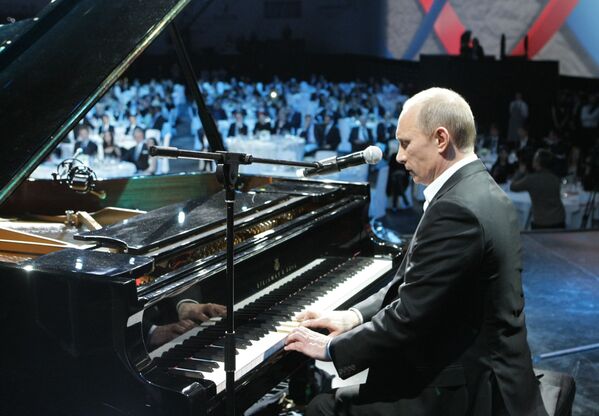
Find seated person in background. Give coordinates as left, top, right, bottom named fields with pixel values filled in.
left=122, top=126, right=150, bottom=172
left=125, top=111, right=141, bottom=135
left=253, top=110, right=273, bottom=134
left=101, top=130, right=121, bottom=159
left=227, top=109, right=248, bottom=137
left=479, top=123, right=502, bottom=153
left=74, top=125, right=98, bottom=156
left=98, top=114, right=115, bottom=135
left=210, top=99, right=228, bottom=121
left=349, top=114, right=373, bottom=152
left=511, top=149, right=566, bottom=229
left=490, top=146, right=515, bottom=184
left=273, top=108, right=294, bottom=135
left=317, top=112, right=341, bottom=151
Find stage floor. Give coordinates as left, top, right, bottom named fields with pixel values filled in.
left=382, top=211, right=599, bottom=415
left=522, top=230, right=599, bottom=416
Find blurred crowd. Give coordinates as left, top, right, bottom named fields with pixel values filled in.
left=58, top=74, right=409, bottom=176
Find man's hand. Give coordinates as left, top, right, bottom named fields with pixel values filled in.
left=295, top=310, right=360, bottom=336
left=284, top=326, right=331, bottom=361
left=149, top=319, right=196, bottom=348
left=178, top=302, right=227, bottom=322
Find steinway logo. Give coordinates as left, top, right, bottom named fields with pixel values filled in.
left=256, top=260, right=297, bottom=289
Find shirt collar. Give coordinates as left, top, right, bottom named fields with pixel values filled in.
left=422, top=153, right=478, bottom=211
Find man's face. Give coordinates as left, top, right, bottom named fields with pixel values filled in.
left=395, top=108, right=439, bottom=185
left=79, top=128, right=89, bottom=140
left=134, top=130, right=144, bottom=142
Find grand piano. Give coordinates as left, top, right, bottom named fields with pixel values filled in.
left=0, top=1, right=403, bottom=415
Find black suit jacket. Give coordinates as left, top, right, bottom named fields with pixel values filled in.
left=316, top=123, right=341, bottom=150
left=122, top=143, right=150, bottom=172
left=227, top=123, right=248, bottom=137
left=330, top=160, right=547, bottom=415
left=74, top=140, right=98, bottom=156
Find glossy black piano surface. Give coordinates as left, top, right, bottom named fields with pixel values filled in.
left=0, top=1, right=404, bottom=415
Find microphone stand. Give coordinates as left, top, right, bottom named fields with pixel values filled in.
left=149, top=146, right=318, bottom=416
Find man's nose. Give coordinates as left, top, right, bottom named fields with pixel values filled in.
left=396, top=147, right=406, bottom=164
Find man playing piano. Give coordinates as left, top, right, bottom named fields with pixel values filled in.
left=285, top=88, right=547, bottom=415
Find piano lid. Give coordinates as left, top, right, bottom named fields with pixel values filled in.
left=0, top=0, right=191, bottom=206
left=75, top=190, right=294, bottom=253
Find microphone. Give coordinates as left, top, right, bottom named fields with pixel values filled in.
left=297, top=146, right=383, bottom=178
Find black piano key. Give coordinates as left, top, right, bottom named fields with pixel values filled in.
left=177, top=359, right=215, bottom=373
left=193, top=347, right=237, bottom=361
left=168, top=367, right=205, bottom=380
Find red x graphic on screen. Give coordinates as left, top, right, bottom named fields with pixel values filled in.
left=417, top=0, right=579, bottom=58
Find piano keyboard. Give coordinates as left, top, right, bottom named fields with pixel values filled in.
left=151, top=257, right=392, bottom=394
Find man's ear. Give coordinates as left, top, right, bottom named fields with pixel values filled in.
left=435, top=127, right=450, bottom=153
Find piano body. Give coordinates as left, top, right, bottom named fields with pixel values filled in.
left=0, top=1, right=403, bottom=415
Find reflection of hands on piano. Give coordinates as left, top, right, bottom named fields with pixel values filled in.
left=149, top=319, right=197, bottom=348
left=284, top=326, right=331, bottom=361
left=177, top=302, right=227, bottom=322
left=295, top=309, right=361, bottom=336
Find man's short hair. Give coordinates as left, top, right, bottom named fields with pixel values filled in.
left=402, top=87, right=476, bottom=151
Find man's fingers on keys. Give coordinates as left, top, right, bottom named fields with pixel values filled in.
left=295, top=310, right=320, bottom=321
left=301, top=317, right=330, bottom=330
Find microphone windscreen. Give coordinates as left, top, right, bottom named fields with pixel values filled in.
left=363, top=146, right=383, bottom=164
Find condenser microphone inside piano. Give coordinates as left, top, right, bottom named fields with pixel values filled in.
left=297, top=146, right=383, bottom=177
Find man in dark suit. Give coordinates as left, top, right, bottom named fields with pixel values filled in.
left=316, top=113, right=341, bottom=151
left=227, top=110, right=249, bottom=137
left=285, top=88, right=547, bottom=416
left=73, top=125, right=98, bottom=156
left=349, top=115, right=374, bottom=152
left=122, top=126, right=149, bottom=172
